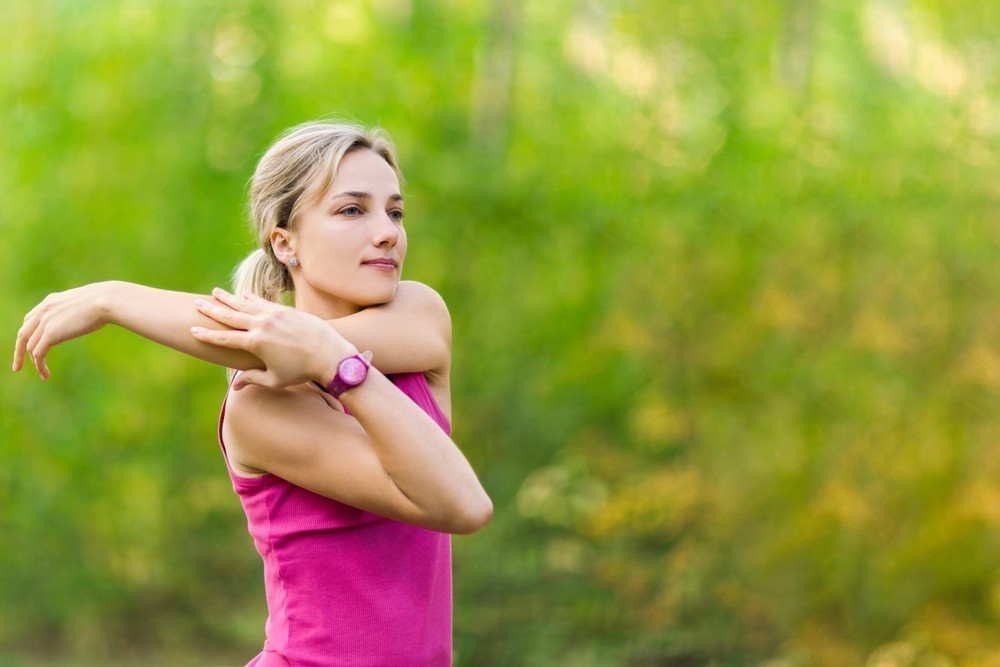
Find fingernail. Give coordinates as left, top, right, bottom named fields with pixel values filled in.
left=212, top=287, right=225, bottom=296
left=190, top=326, right=204, bottom=335
left=194, top=299, right=208, bottom=308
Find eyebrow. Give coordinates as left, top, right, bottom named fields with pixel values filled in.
left=331, top=190, right=404, bottom=202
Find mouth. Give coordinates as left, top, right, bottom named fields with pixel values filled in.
left=362, top=258, right=399, bottom=270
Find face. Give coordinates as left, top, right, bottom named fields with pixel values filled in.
left=274, top=148, right=407, bottom=318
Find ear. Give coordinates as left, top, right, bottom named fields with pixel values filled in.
left=270, top=228, right=295, bottom=265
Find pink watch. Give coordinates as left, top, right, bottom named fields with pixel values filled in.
left=322, top=353, right=371, bottom=397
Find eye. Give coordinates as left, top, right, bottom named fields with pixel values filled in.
left=388, top=209, right=405, bottom=223
left=339, top=205, right=363, bottom=217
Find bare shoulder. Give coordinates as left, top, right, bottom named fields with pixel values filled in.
left=222, top=382, right=360, bottom=474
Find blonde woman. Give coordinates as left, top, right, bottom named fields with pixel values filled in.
left=13, top=121, right=492, bottom=666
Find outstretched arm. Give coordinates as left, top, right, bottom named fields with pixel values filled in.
left=13, top=280, right=448, bottom=380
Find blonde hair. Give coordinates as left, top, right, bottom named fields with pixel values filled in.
left=232, top=120, right=402, bottom=302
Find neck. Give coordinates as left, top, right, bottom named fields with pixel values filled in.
left=291, top=289, right=363, bottom=320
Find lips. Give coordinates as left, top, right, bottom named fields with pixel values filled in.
left=362, top=258, right=399, bottom=268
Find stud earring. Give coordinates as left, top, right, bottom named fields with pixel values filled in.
left=288, top=256, right=299, bottom=268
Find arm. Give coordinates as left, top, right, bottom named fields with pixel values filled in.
left=224, top=374, right=491, bottom=534
left=325, top=281, right=450, bottom=381
left=13, top=280, right=447, bottom=380
left=215, top=295, right=490, bottom=533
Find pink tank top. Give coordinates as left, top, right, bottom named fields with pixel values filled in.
left=218, top=373, right=453, bottom=667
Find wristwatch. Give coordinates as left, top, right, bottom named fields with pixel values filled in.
left=322, top=352, right=372, bottom=397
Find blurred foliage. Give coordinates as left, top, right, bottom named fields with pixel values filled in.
left=4, top=0, right=1000, bottom=665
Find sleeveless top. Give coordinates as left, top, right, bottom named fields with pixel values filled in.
left=218, top=372, right=453, bottom=667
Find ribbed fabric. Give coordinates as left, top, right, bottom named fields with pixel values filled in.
left=218, top=372, right=453, bottom=667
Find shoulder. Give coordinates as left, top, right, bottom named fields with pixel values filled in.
left=222, top=382, right=361, bottom=472
left=225, top=382, right=347, bottom=433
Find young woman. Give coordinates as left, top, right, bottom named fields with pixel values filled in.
left=13, top=121, right=492, bottom=666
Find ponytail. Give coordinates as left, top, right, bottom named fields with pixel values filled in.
left=227, top=248, right=289, bottom=382
left=231, top=248, right=290, bottom=303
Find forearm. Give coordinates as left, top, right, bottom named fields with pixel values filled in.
left=103, top=281, right=265, bottom=370
left=109, top=280, right=445, bottom=375
left=17, top=279, right=446, bottom=385
left=339, top=372, right=491, bottom=533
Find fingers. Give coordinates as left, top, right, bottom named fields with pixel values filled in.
left=12, top=314, right=38, bottom=372
left=13, top=304, right=47, bottom=372
left=233, top=369, right=268, bottom=391
left=317, top=391, right=346, bottom=412
left=25, top=322, right=49, bottom=380
left=212, top=287, right=267, bottom=315
left=190, top=325, right=253, bottom=350
left=32, top=338, right=53, bottom=380
left=194, top=298, right=255, bottom=330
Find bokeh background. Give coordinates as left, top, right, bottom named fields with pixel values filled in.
left=4, top=0, right=1000, bottom=665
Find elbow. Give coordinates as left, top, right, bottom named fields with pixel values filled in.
left=445, top=495, right=493, bottom=535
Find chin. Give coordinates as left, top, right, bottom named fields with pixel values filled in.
left=358, top=285, right=398, bottom=307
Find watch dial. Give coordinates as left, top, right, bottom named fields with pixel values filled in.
left=340, top=357, right=368, bottom=385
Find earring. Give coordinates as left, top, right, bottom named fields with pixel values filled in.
left=287, top=256, right=299, bottom=268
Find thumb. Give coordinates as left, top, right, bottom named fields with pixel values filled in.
left=233, top=369, right=269, bottom=391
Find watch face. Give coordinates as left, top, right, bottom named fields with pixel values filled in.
left=339, top=357, right=368, bottom=385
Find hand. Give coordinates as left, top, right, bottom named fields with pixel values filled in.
left=13, top=282, right=116, bottom=379
left=191, top=288, right=357, bottom=391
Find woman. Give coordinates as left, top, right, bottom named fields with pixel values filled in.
left=13, top=121, right=492, bottom=666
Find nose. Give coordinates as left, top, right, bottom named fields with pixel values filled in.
left=372, top=211, right=400, bottom=247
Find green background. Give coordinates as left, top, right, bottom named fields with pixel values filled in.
left=4, top=0, right=1000, bottom=665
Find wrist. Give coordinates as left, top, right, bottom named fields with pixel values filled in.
left=315, top=344, right=360, bottom=387
left=95, top=281, right=124, bottom=325
left=318, top=350, right=373, bottom=397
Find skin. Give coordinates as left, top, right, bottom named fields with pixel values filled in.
left=13, top=279, right=452, bottom=418
left=13, top=147, right=491, bottom=534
